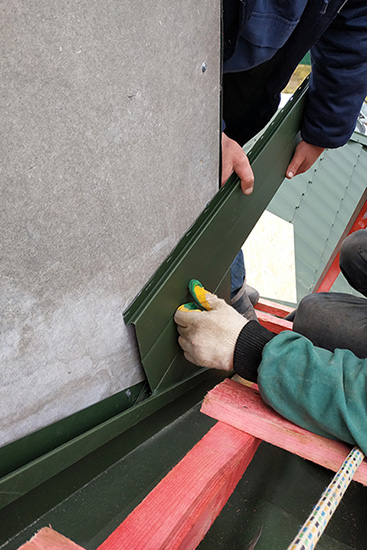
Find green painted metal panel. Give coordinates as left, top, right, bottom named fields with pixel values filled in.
left=0, top=379, right=219, bottom=548
left=0, top=381, right=148, bottom=479
left=124, top=80, right=308, bottom=392
left=0, top=369, right=223, bottom=511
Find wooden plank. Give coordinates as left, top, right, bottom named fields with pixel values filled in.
left=97, top=423, right=261, bottom=550
left=256, top=310, right=293, bottom=334
left=18, top=527, right=85, bottom=550
left=255, top=298, right=295, bottom=318
left=201, top=379, right=367, bottom=486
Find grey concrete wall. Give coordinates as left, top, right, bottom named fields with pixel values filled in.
left=0, top=1, right=220, bottom=446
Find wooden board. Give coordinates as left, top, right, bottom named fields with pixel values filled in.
left=256, top=310, right=293, bottom=334
left=97, top=422, right=261, bottom=550
left=201, top=379, right=367, bottom=486
left=18, top=527, right=85, bottom=550
left=255, top=298, right=295, bottom=318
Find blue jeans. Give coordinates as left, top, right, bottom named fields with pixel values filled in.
left=231, top=250, right=246, bottom=298
left=293, top=230, right=367, bottom=358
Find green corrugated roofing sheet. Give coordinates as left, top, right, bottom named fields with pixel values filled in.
left=267, top=132, right=367, bottom=302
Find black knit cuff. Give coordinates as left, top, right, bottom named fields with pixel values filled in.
left=233, top=321, right=276, bottom=382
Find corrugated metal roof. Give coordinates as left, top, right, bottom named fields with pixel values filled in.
left=267, top=133, right=367, bottom=301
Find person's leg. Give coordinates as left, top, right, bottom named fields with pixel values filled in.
left=292, top=230, right=367, bottom=357
left=339, top=229, right=367, bottom=297
left=230, top=249, right=246, bottom=298
left=230, top=250, right=259, bottom=320
left=293, top=292, right=367, bottom=358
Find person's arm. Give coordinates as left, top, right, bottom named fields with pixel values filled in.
left=284, top=1, right=367, bottom=179
left=235, top=321, right=367, bottom=453
left=175, top=286, right=367, bottom=455
left=256, top=329, right=367, bottom=455
left=301, top=0, right=367, bottom=149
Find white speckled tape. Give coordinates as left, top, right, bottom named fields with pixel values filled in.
left=287, top=447, right=364, bottom=550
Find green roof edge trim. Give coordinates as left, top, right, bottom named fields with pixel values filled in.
left=0, top=368, right=222, bottom=511
left=124, top=78, right=309, bottom=325
left=124, top=78, right=309, bottom=392
left=0, top=380, right=148, bottom=480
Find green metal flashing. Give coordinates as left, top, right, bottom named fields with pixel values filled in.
left=0, top=392, right=219, bottom=549
left=124, top=79, right=308, bottom=392
left=0, top=368, right=222, bottom=512
left=0, top=381, right=148, bottom=479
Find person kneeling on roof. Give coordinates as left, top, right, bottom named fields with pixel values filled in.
left=174, top=278, right=367, bottom=456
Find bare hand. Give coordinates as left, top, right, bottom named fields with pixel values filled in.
left=286, top=140, right=324, bottom=179
left=174, top=291, right=247, bottom=371
left=221, top=133, right=254, bottom=195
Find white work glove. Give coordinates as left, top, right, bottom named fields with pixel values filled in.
left=174, top=284, right=247, bottom=371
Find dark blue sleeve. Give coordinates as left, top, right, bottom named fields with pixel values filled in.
left=301, top=0, right=367, bottom=148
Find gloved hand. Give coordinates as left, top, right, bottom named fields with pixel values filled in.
left=174, top=280, right=248, bottom=371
